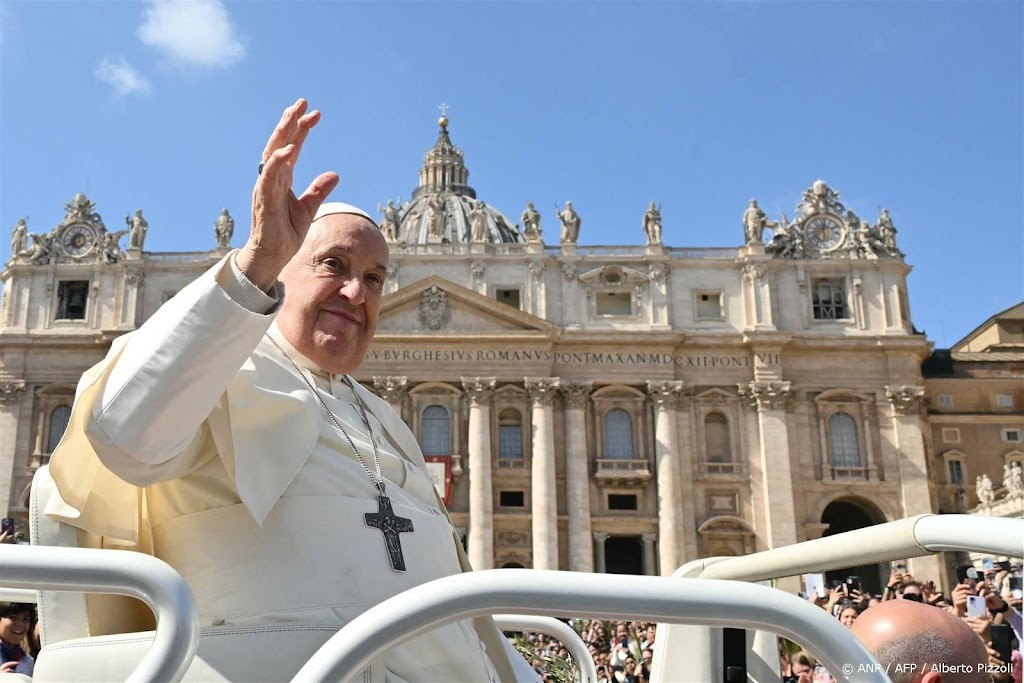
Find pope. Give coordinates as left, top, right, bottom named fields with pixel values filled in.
left=45, top=99, right=535, bottom=682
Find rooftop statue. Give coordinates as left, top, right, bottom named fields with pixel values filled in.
left=10, top=218, right=28, bottom=256
left=643, top=202, right=662, bottom=245
left=126, top=210, right=148, bottom=250
left=521, top=202, right=542, bottom=243
left=378, top=200, right=400, bottom=242
left=876, top=209, right=900, bottom=254
left=556, top=201, right=581, bottom=244
left=976, top=473, right=995, bottom=506
left=468, top=199, right=489, bottom=242
left=214, top=209, right=234, bottom=249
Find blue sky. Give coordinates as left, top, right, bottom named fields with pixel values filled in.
left=1, top=0, right=1021, bottom=346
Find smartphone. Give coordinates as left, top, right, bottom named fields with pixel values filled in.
left=982, top=557, right=995, bottom=571
left=846, top=575, right=861, bottom=592
left=991, top=624, right=1013, bottom=668
left=1009, top=576, right=1023, bottom=599
left=956, top=565, right=979, bottom=588
left=804, top=572, right=826, bottom=599
left=966, top=594, right=987, bottom=619
left=0, top=517, right=13, bottom=535
left=997, top=560, right=1013, bottom=572
left=894, top=562, right=907, bottom=571
left=813, top=664, right=831, bottom=683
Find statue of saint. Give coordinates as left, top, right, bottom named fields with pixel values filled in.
left=855, top=221, right=880, bottom=259
left=126, top=210, right=148, bottom=250
left=11, top=218, right=28, bottom=256
left=214, top=209, right=235, bottom=249
left=101, top=230, right=128, bottom=264
left=555, top=201, right=581, bottom=244
left=877, top=209, right=898, bottom=253
left=520, top=202, right=542, bottom=243
left=1009, top=462, right=1024, bottom=497
left=742, top=199, right=767, bottom=244
left=468, top=200, right=488, bottom=242
left=377, top=200, right=400, bottom=242
left=427, top=194, right=446, bottom=238
left=24, top=233, right=53, bottom=265
left=976, top=473, right=995, bottom=505
left=643, top=202, right=662, bottom=245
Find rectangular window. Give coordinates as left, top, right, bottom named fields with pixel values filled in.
left=498, top=424, right=523, bottom=459
left=695, top=292, right=724, bottom=320
left=948, top=460, right=964, bottom=485
left=56, top=281, right=89, bottom=320
left=1001, top=429, right=1023, bottom=443
left=499, top=491, right=525, bottom=508
left=937, top=394, right=954, bottom=408
left=607, top=494, right=638, bottom=511
left=941, top=428, right=961, bottom=444
left=997, top=394, right=1014, bottom=408
left=812, top=280, right=846, bottom=320
left=596, top=291, right=632, bottom=316
left=494, top=288, right=521, bottom=310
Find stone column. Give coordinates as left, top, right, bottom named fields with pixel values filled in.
left=641, top=533, right=657, bottom=576
left=120, top=269, right=145, bottom=328
left=462, top=377, right=496, bottom=570
left=647, top=380, right=686, bottom=576
left=526, top=377, right=560, bottom=570
left=372, top=376, right=409, bottom=419
left=593, top=531, right=608, bottom=573
left=738, top=382, right=799, bottom=550
left=885, top=386, right=941, bottom=579
left=0, top=382, right=26, bottom=518
left=561, top=381, right=594, bottom=572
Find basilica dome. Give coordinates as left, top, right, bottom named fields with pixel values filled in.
left=379, top=117, right=523, bottom=245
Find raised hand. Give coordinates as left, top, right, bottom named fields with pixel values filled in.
left=237, top=98, right=340, bottom=291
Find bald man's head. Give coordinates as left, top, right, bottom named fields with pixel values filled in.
left=850, top=600, right=987, bottom=683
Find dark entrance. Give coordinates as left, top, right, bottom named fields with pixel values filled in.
left=822, top=499, right=886, bottom=597
left=605, top=535, right=644, bottom=575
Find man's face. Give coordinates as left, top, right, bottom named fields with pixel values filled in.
left=278, top=214, right=389, bottom=375
left=0, top=611, right=30, bottom=647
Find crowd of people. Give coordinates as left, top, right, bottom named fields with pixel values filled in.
left=513, top=619, right=656, bottom=683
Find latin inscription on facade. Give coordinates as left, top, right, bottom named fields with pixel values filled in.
left=365, top=349, right=780, bottom=367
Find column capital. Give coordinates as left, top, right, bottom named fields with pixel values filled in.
left=641, top=532, right=658, bottom=544
left=461, top=377, right=497, bottom=405
left=742, top=263, right=766, bottom=283
left=885, top=385, right=925, bottom=416
left=646, top=380, right=686, bottom=409
left=592, top=531, right=609, bottom=543
left=372, top=376, right=409, bottom=404
left=124, top=268, right=146, bottom=286
left=0, top=380, right=26, bottom=404
left=525, top=377, right=560, bottom=406
left=738, top=381, right=793, bottom=412
left=560, top=380, right=592, bottom=409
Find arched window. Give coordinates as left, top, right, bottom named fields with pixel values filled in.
left=603, top=408, right=634, bottom=459
left=704, top=413, right=731, bottom=462
left=829, top=413, right=861, bottom=467
left=421, top=405, right=450, bottom=456
left=498, top=409, right=523, bottom=459
left=46, top=405, right=72, bottom=454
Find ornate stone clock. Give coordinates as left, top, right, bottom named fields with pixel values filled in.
left=804, top=214, right=845, bottom=252
left=59, top=222, right=99, bottom=258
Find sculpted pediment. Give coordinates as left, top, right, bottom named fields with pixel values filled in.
left=377, top=276, right=560, bottom=336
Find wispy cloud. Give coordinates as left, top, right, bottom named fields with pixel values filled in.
left=138, top=0, right=245, bottom=69
left=95, top=57, right=152, bottom=96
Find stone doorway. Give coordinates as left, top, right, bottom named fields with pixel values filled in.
left=821, top=499, right=887, bottom=597
left=605, top=535, right=644, bottom=575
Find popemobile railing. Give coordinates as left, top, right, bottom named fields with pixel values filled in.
left=0, top=545, right=891, bottom=683
left=651, top=513, right=1024, bottom=683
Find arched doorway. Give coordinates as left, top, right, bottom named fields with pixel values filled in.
left=821, top=499, right=887, bottom=597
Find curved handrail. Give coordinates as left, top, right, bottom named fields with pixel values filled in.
left=0, top=544, right=200, bottom=683
left=700, top=514, right=1023, bottom=582
left=291, top=569, right=889, bottom=683
left=493, top=614, right=598, bottom=683
left=0, top=587, right=38, bottom=603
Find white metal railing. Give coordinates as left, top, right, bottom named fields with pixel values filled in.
left=494, top=614, right=598, bottom=683
left=291, top=570, right=888, bottom=683
left=0, top=544, right=200, bottom=683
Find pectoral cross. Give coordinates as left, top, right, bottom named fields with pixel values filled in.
left=364, top=495, right=414, bottom=572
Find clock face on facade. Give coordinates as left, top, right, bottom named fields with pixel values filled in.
left=61, top=223, right=97, bottom=257
left=804, top=215, right=845, bottom=251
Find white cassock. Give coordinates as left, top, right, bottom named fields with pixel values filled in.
left=45, top=251, right=537, bottom=682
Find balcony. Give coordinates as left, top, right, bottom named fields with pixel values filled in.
left=696, top=461, right=747, bottom=480
left=496, top=457, right=531, bottom=471
left=824, top=465, right=872, bottom=482
left=594, top=458, right=651, bottom=487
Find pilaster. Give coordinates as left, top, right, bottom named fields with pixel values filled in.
left=0, top=381, right=27, bottom=516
